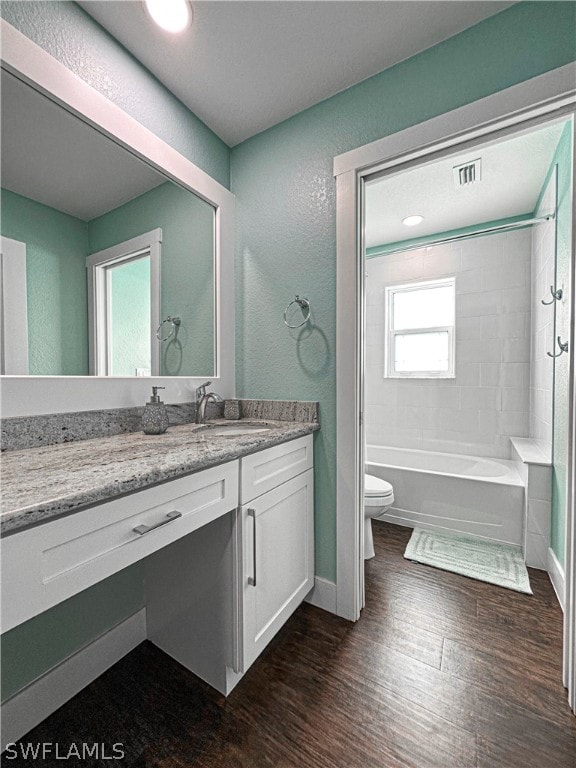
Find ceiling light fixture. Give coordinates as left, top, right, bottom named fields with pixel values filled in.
left=145, top=0, right=191, bottom=33
left=402, top=215, right=424, bottom=227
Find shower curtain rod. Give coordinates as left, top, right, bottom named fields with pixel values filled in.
left=371, top=214, right=555, bottom=258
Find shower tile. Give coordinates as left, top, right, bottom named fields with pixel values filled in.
left=456, top=339, right=502, bottom=363
left=524, top=533, right=548, bottom=570
left=501, top=286, right=531, bottom=313
left=498, top=411, right=529, bottom=438
left=480, top=363, right=500, bottom=387
left=457, top=291, right=502, bottom=318
left=501, top=388, right=530, bottom=412
left=456, top=363, right=481, bottom=386
left=527, top=499, right=551, bottom=538
left=502, top=337, right=530, bottom=363
left=461, top=387, right=501, bottom=411
left=457, top=317, right=483, bottom=340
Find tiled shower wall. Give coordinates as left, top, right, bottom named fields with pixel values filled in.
left=529, top=171, right=556, bottom=455
left=365, top=228, right=532, bottom=459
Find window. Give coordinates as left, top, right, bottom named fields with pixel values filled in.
left=384, top=277, right=455, bottom=378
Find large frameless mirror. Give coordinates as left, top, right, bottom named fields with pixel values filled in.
left=1, top=69, right=216, bottom=377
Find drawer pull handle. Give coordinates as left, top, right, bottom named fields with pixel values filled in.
left=133, top=510, right=182, bottom=536
left=248, top=508, right=257, bottom=587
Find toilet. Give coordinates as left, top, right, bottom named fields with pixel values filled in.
left=364, top=473, right=394, bottom=559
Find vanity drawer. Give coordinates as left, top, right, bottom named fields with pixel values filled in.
left=240, top=435, right=313, bottom=504
left=1, top=461, right=239, bottom=633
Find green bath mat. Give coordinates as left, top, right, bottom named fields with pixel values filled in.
left=404, top=528, right=532, bottom=594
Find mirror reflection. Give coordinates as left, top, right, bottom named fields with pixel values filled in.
left=0, top=70, right=216, bottom=377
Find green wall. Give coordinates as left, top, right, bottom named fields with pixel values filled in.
left=89, top=182, right=215, bottom=377
left=551, top=122, right=574, bottom=566
left=230, top=1, right=576, bottom=581
left=0, top=1, right=228, bottom=703
left=1, top=568, right=144, bottom=701
left=0, top=188, right=89, bottom=375
left=109, top=256, right=151, bottom=376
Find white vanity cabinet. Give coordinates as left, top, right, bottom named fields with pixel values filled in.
left=1, top=461, right=239, bottom=633
left=237, top=435, right=314, bottom=671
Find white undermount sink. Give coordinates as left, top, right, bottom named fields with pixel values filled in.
left=205, top=424, right=271, bottom=437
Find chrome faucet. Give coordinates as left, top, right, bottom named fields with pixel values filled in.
left=195, top=381, right=223, bottom=424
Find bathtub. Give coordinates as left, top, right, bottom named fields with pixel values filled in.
left=366, top=445, right=525, bottom=545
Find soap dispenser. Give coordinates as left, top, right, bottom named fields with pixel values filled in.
left=142, top=387, right=169, bottom=435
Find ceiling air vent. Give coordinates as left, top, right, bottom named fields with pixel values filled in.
left=453, top=158, right=481, bottom=188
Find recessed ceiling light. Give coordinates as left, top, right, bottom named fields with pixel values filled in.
left=402, top=215, right=424, bottom=227
left=145, top=0, right=191, bottom=33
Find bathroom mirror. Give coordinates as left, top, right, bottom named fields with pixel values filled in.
left=1, top=69, right=216, bottom=377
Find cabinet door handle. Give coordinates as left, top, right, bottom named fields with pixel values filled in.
left=248, top=508, right=257, bottom=586
left=133, top=510, right=182, bottom=536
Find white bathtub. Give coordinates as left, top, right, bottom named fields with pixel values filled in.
left=366, top=445, right=525, bottom=545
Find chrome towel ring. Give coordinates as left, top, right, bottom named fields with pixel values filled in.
left=284, top=295, right=311, bottom=329
left=156, top=315, right=181, bottom=342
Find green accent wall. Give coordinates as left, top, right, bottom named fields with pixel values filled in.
left=0, top=188, right=89, bottom=375
left=1, top=568, right=144, bottom=701
left=231, top=1, right=576, bottom=581
left=550, top=122, right=574, bottom=565
left=366, top=214, right=534, bottom=259
left=0, top=2, right=227, bottom=703
left=88, top=182, right=215, bottom=377
left=109, top=256, right=151, bottom=376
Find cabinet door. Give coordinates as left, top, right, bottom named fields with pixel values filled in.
left=240, top=469, right=314, bottom=671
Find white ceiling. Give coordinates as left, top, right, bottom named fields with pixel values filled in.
left=1, top=70, right=166, bottom=221
left=78, top=1, right=513, bottom=147
left=364, top=121, right=565, bottom=249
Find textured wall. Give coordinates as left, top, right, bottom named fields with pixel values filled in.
left=365, top=229, right=531, bottom=460
left=0, top=1, right=229, bottom=702
left=0, top=1, right=230, bottom=188
left=231, top=1, right=576, bottom=581
left=0, top=568, right=144, bottom=701
left=1, top=188, right=89, bottom=375
left=551, top=123, right=574, bottom=566
left=89, top=182, right=215, bottom=377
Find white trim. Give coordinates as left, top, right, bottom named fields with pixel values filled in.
left=563, top=114, right=576, bottom=710
left=304, top=576, right=337, bottom=614
left=384, top=277, right=455, bottom=379
left=87, top=229, right=162, bottom=377
left=0, top=608, right=146, bottom=751
left=334, top=64, right=576, bottom=177
left=548, top=548, right=566, bottom=613
left=334, top=64, right=576, bottom=623
left=0, top=20, right=235, bottom=416
left=0, top=236, right=28, bottom=375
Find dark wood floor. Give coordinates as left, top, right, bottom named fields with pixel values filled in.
left=8, top=522, right=576, bottom=767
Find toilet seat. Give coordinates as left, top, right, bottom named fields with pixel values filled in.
left=365, top=474, right=393, bottom=497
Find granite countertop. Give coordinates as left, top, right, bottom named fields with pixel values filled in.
left=1, top=419, right=319, bottom=535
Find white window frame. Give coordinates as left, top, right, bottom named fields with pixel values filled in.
left=87, top=229, right=161, bottom=376
left=384, top=277, right=455, bottom=379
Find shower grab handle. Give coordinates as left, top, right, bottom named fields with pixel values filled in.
left=541, top=286, right=563, bottom=306
left=547, top=337, right=569, bottom=358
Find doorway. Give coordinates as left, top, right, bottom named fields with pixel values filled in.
left=334, top=67, right=576, bottom=712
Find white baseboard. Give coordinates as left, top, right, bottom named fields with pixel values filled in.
left=547, top=547, right=565, bottom=612
left=305, top=576, right=337, bottom=614
left=1, top=608, right=146, bottom=751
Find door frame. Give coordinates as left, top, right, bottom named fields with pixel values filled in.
left=333, top=59, right=576, bottom=708
left=0, top=236, right=28, bottom=375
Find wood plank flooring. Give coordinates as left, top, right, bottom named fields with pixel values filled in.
left=7, top=522, right=575, bottom=767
